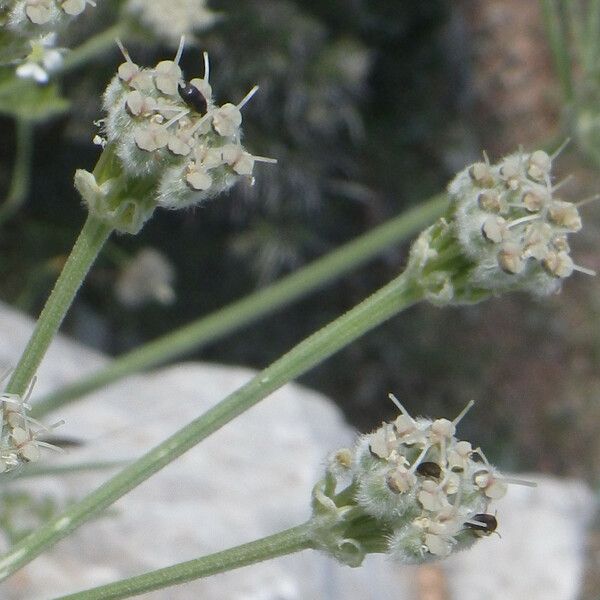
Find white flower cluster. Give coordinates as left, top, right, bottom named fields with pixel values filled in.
left=7, top=0, right=96, bottom=29
left=85, top=38, right=275, bottom=224
left=124, top=0, right=219, bottom=46
left=15, top=33, right=64, bottom=83
left=448, top=148, right=592, bottom=296
left=0, top=386, right=61, bottom=473
left=311, top=395, right=525, bottom=566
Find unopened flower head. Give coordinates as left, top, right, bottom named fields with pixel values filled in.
left=310, top=395, right=529, bottom=567
left=75, top=38, right=276, bottom=233
left=124, top=0, right=219, bottom=46
left=404, top=147, right=593, bottom=304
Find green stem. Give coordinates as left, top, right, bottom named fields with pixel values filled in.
left=0, top=118, right=34, bottom=224
left=54, top=522, right=315, bottom=600
left=540, top=0, right=575, bottom=104
left=32, top=194, right=447, bottom=419
left=6, top=215, right=113, bottom=397
left=0, top=266, right=424, bottom=580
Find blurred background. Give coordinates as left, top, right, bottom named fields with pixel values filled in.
left=1, top=1, right=600, bottom=595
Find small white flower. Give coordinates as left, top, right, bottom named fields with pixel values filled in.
left=133, top=122, right=169, bottom=152
left=61, top=0, right=95, bottom=16
left=154, top=60, right=183, bottom=96
left=16, top=34, right=65, bottom=84
left=212, top=103, right=242, bottom=137
left=24, top=0, right=54, bottom=24
left=125, top=90, right=157, bottom=117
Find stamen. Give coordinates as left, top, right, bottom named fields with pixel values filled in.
left=115, top=39, right=133, bottom=64
left=174, top=35, right=185, bottom=66
left=507, top=214, right=541, bottom=229
left=252, top=155, right=278, bottom=164
left=452, top=399, right=474, bottom=426
left=163, top=109, right=190, bottom=129
left=388, top=393, right=414, bottom=421
left=237, top=85, right=259, bottom=110
left=409, top=444, right=431, bottom=473
left=203, top=51, right=210, bottom=81
left=576, top=193, right=600, bottom=208
left=551, top=174, right=574, bottom=192
left=189, top=112, right=212, bottom=135
left=499, top=475, right=537, bottom=488
left=551, top=138, right=571, bottom=161
left=573, top=264, right=597, bottom=276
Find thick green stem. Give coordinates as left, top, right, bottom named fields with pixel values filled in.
left=0, top=267, right=424, bottom=580
left=0, top=118, right=34, bottom=224
left=6, top=215, right=112, bottom=397
left=54, top=522, right=315, bottom=600
left=32, top=194, right=447, bottom=418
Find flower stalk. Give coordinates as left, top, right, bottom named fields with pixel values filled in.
left=31, top=193, right=448, bottom=419
left=5, top=214, right=112, bottom=398
left=0, top=258, right=426, bottom=580
left=54, top=523, right=315, bottom=600
left=52, top=395, right=511, bottom=600
left=0, top=146, right=588, bottom=578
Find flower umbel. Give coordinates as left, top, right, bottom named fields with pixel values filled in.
left=75, top=37, right=276, bottom=233
left=309, top=395, right=529, bottom=567
left=404, top=147, right=593, bottom=304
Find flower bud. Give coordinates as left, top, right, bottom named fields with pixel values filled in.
left=309, top=395, right=515, bottom=567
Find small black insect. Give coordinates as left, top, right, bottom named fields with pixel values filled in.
left=178, top=81, right=207, bottom=114
left=465, top=513, right=497, bottom=534
left=415, top=461, right=442, bottom=479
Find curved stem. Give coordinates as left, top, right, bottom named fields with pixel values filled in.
left=0, top=267, right=424, bottom=580
left=54, top=522, right=315, bottom=600
left=6, top=214, right=113, bottom=397
left=0, top=118, right=34, bottom=224
left=32, top=194, right=447, bottom=418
